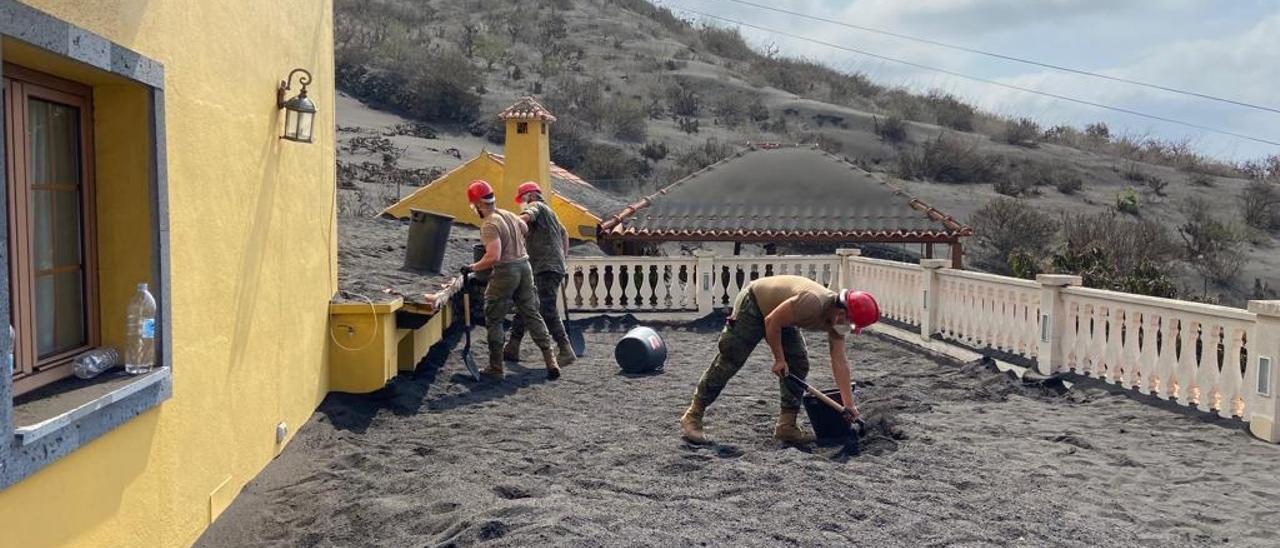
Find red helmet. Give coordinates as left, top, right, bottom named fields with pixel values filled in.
left=515, top=181, right=542, bottom=204
left=842, top=290, right=880, bottom=334
left=466, top=180, right=495, bottom=204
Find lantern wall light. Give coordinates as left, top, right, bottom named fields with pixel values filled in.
left=277, top=68, right=317, bottom=143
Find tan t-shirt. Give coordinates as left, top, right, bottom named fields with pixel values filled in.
left=746, top=275, right=837, bottom=332
left=480, top=209, right=527, bottom=264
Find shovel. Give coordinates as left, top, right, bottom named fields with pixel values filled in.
left=561, top=284, right=586, bottom=358
left=458, top=275, right=481, bottom=382
left=786, top=374, right=866, bottom=457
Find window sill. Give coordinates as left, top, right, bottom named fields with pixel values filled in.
left=2, top=367, right=171, bottom=489
left=14, top=367, right=171, bottom=446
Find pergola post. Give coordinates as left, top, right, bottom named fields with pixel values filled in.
left=950, top=239, right=964, bottom=269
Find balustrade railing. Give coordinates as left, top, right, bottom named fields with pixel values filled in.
left=561, top=250, right=1280, bottom=442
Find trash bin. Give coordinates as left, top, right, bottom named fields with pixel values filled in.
left=404, top=208, right=454, bottom=273
left=615, top=326, right=667, bottom=374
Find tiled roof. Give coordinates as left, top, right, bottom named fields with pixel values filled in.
left=497, top=96, right=557, bottom=122
left=599, top=144, right=971, bottom=242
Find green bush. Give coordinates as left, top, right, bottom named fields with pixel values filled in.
left=1116, top=188, right=1140, bottom=214
left=1179, top=197, right=1246, bottom=286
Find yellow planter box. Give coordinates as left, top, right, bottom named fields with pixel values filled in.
left=328, top=298, right=455, bottom=393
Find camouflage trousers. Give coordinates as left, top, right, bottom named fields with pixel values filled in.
left=483, top=260, right=553, bottom=367
left=507, top=271, right=570, bottom=349
left=691, top=289, right=811, bottom=411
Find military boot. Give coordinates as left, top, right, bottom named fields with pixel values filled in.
left=773, top=408, right=815, bottom=444
left=680, top=399, right=711, bottom=444
left=541, top=348, right=562, bottom=380
left=480, top=351, right=504, bottom=380
left=502, top=338, right=521, bottom=362
left=555, top=339, right=577, bottom=367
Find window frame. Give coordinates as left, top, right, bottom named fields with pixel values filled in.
left=4, top=63, right=101, bottom=395
left=0, top=0, right=172, bottom=491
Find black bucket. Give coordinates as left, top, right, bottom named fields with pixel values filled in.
left=471, top=243, right=491, bottom=285
left=801, top=383, right=858, bottom=441
left=404, top=209, right=454, bottom=273
left=614, top=326, right=667, bottom=374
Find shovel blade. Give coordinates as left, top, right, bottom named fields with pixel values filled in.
left=567, top=326, right=586, bottom=358
left=460, top=348, right=481, bottom=381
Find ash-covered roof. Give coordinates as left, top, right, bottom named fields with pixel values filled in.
left=599, top=145, right=970, bottom=242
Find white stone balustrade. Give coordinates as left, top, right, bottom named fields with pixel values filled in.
left=562, top=253, right=1280, bottom=442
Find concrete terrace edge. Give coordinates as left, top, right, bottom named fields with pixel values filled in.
left=0, top=0, right=172, bottom=490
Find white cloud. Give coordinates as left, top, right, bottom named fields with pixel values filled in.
left=678, top=0, right=1280, bottom=159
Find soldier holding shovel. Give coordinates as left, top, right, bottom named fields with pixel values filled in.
left=679, top=275, right=879, bottom=444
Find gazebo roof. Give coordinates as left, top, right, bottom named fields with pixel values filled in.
left=598, top=144, right=971, bottom=243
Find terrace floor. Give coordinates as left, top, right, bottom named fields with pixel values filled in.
left=197, top=320, right=1280, bottom=547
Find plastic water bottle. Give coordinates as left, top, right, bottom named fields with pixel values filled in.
left=73, top=347, right=120, bottom=379
left=125, top=283, right=157, bottom=374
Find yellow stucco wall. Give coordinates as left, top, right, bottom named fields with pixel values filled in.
left=0, top=2, right=337, bottom=547
left=501, top=118, right=551, bottom=193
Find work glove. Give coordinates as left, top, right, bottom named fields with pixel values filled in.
left=460, top=265, right=473, bottom=276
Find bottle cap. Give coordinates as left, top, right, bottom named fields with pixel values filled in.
left=138, top=282, right=149, bottom=291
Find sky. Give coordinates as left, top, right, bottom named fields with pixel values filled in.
left=659, top=0, right=1280, bottom=162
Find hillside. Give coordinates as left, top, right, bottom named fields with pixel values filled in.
left=333, top=0, right=1280, bottom=306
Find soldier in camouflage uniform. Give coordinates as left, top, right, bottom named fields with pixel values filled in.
left=680, top=275, right=878, bottom=444
left=504, top=182, right=576, bottom=366
left=461, top=180, right=560, bottom=381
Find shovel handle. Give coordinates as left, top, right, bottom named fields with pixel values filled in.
left=791, top=375, right=845, bottom=413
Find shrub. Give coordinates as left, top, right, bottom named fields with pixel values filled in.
left=1084, top=122, right=1111, bottom=142
left=698, top=25, right=755, bottom=61
left=1116, top=188, right=1140, bottom=214
left=1240, top=179, right=1280, bottom=230
left=874, top=115, right=908, bottom=144
left=579, top=144, right=647, bottom=190
left=713, top=93, right=750, bottom=128
left=601, top=96, right=648, bottom=142
left=925, top=90, right=975, bottom=132
left=1002, top=118, right=1041, bottom=147
left=677, top=117, right=700, bottom=134
left=668, top=138, right=737, bottom=180
left=1122, top=161, right=1147, bottom=182
left=747, top=96, right=770, bottom=122
left=896, top=134, right=997, bottom=183
left=1146, top=176, right=1169, bottom=197
left=640, top=141, right=669, bottom=162
left=970, top=198, right=1058, bottom=274
left=993, top=176, right=1026, bottom=197
left=1056, top=175, right=1083, bottom=194
left=666, top=83, right=700, bottom=118
left=548, top=120, right=592, bottom=170
left=1179, top=197, right=1246, bottom=287
left=1189, top=172, right=1214, bottom=186
left=1060, top=211, right=1180, bottom=277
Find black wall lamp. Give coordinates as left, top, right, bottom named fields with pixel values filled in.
left=277, top=68, right=316, bottom=143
